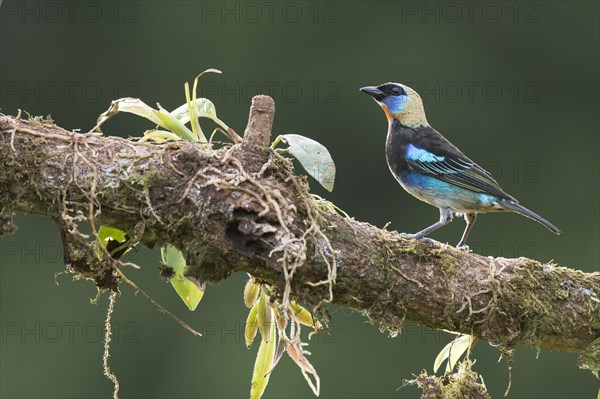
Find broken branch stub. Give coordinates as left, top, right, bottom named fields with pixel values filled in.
left=240, top=95, right=275, bottom=164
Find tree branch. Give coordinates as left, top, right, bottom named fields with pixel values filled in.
left=0, top=103, right=598, bottom=371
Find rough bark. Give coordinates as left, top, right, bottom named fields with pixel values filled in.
left=0, top=101, right=598, bottom=371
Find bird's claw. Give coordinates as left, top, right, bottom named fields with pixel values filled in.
left=405, top=234, right=436, bottom=247
left=456, top=244, right=471, bottom=251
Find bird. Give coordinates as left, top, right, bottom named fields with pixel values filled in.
left=360, top=82, right=560, bottom=249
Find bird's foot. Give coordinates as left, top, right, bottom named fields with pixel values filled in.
left=405, top=234, right=436, bottom=247
left=456, top=244, right=471, bottom=251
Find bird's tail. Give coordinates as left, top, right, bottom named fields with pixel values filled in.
left=500, top=200, right=561, bottom=235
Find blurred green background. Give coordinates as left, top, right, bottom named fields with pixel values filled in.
left=1, top=1, right=598, bottom=398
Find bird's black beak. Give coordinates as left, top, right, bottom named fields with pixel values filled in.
left=360, top=86, right=386, bottom=101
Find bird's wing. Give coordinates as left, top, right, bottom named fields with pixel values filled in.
left=405, top=126, right=517, bottom=202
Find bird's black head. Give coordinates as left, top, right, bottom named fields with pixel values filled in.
left=360, top=83, right=406, bottom=101
left=360, top=82, right=427, bottom=127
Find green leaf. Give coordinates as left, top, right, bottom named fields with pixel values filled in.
left=154, top=104, right=197, bottom=142
left=94, top=98, right=163, bottom=131
left=96, top=225, right=131, bottom=259
left=161, top=245, right=205, bottom=311
left=98, top=225, right=128, bottom=244
left=245, top=301, right=260, bottom=349
left=184, top=82, right=205, bottom=142
left=257, top=291, right=273, bottom=342
left=446, top=335, right=475, bottom=372
left=250, top=310, right=276, bottom=399
left=433, top=334, right=476, bottom=373
left=291, top=301, right=321, bottom=328
left=244, top=277, right=261, bottom=308
left=279, top=134, right=336, bottom=192
left=171, top=97, right=229, bottom=132
left=433, top=341, right=451, bottom=374
left=140, top=130, right=183, bottom=143
left=93, top=97, right=197, bottom=142
left=171, top=98, right=215, bottom=123
left=169, top=68, right=228, bottom=142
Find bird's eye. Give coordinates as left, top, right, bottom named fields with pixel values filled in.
left=391, top=87, right=402, bottom=95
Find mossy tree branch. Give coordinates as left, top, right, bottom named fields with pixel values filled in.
left=0, top=99, right=598, bottom=373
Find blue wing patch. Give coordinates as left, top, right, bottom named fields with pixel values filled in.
left=406, top=144, right=445, bottom=162
left=404, top=144, right=515, bottom=201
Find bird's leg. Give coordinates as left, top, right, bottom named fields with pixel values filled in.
left=456, top=213, right=477, bottom=250
left=407, top=208, right=453, bottom=245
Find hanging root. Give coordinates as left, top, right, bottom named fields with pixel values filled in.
left=103, top=291, right=120, bottom=399
left=114, top=267, right=202, bottom=336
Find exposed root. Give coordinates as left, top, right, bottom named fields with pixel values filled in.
left=456, top=257, right=504, bottom=323
left=103, top=291, right=120, bottom=399
left=390, top=264, right=424, bottom=288
left=273, top=152, right=337, bottom=315
left=114, top=267, right=202, bottom=336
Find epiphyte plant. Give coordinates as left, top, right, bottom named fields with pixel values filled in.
left=92, top=69, right=337, bottom=398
